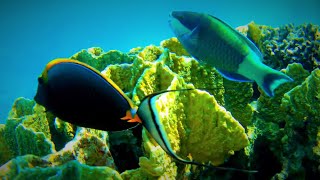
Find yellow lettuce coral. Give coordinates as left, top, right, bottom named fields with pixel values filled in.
left=153, top=88, right=249, bottom=166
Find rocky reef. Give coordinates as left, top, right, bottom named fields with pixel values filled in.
left=0, top=22, right=319, bottom=179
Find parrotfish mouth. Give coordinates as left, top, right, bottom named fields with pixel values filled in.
left=168, top=12, right=174, bottom=29
left=168, top=11, right=191, bottom=40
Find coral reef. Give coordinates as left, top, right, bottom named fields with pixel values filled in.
left=1, top=22, right=319, bottom=179
left=0, top=155, right=121, bottom=179
left=3, top=98, right=54, bottom=159
left=251, top=64, right=320, bottom=179
left=0, top=99, right=116, bottom=178
left=246, top=22, right=320, bottom=71
left=153, top=87, right=249, bottom=166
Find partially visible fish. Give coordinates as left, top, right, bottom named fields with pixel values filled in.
left=125, top=89, right=257, bottom=173
left=168, top=11, right=293, bottom=97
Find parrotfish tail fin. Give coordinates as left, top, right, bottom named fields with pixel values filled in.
left=260, top=72, right=293, bottom=97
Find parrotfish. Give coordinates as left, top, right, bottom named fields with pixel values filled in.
left=34, top=59, right=139, bottom=131
left=168, top=11, right=293, bottom=97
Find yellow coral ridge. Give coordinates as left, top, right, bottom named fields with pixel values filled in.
left=153, top=89, right=249, bottom=166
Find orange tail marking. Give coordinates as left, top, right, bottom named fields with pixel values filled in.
left=128, top=115, right=142, bottom=123
left=120, top=110, right=142, bottom=123
left=120, top=110, right=133, bottom=121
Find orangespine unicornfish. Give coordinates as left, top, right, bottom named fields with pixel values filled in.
left=168, top=11, right=293, bottom=97
left=124, top=89, right=257, bottom=173
left=34, top=58, right=140, bottom=131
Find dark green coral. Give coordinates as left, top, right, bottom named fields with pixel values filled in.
left=71, top=48, right=136, bottom=71
left=252, top=64, right=320, bottom=179
left=248, top=23, right=320, bottom=71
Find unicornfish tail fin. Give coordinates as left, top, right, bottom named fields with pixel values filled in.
left=260, top=72, right=293, bottom=97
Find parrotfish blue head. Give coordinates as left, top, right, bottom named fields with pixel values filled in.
left=34, top=59, right=139, bottom=131
left=169, top=11, right=293, bottom=97
left=169, top=11, right=202, bottom=37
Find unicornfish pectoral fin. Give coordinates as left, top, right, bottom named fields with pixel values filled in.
left=260, top=72, right=293, bottom=97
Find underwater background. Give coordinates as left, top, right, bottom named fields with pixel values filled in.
left=0, top=0, right=319, bottom=123
left=1, top=0, right=320, bottom=179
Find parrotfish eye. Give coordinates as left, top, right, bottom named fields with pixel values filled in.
left=171, top=11, right=199, bottom=31
left=171, top=11, right=185, bottom=20
left=38, top=77, right=44, bottom=85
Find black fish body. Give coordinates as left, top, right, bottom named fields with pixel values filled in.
left=35, top=59, right=138, bottom=131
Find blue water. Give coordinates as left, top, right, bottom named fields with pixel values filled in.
left=0, top=0, right=319, bottom=123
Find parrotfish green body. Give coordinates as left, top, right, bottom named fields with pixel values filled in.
left=169, top=11, right=293, bottom=96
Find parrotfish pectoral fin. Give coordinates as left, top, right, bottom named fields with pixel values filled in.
left=184, top=25, right=200, bottom=44
left=261, top=72, right=293, bottom=97
left=217, top=69, right=254, bottom=82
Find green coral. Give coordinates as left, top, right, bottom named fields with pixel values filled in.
left=252, top=64, right=320, bottom=179
left=160, top=37, right=190, bottom=56
left=3, top=21, right=320, bottom=179
left=276, top=68, right=320, bottom=178
left=54, top=118, right=76, bottom=143
left=70, top=37, right=251, bottom=178
left=256, top=63, right=309, bottom=124
left=7, top=97, right=35, bottom=119
left=0, top=155, right=121, bottom=179
left=132, top=59, right=178, bottom=103
left=138, top=128, right=178, bottom=179
left=155, top=88, right=249, bottom=165
left=15, top=123, right=55, bottom=156
left=137, top=45, right=163, bottom=62
left=133, top=86, right=249, bottom=178
left=3, top=98, right=55, bottom=158
left=0, top=124, right=14, bottom=165
left=246, top=22, right=320, bottom=71
left=224, top=80, right=254, bottom=127
left=102, top=64, right=134, bottom=92
left=246, top=21, right=266, bottom=50
left=167, top=53, right=225, bottom=104
left=43, top=127, right=113, bottom=168
left=71, top=48, right=136, bottom=71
